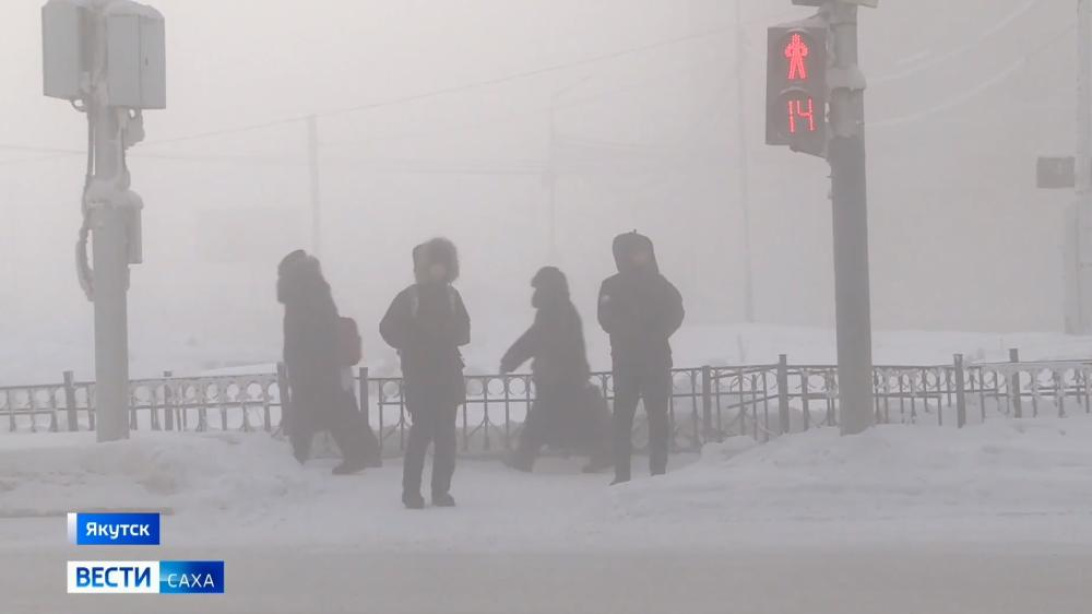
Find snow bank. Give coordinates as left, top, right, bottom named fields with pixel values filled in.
left=594, top=418, right=1092, bottom=548
left=3, top=418, right=1092, bottom=552
left=0, top=432, right=312, bottom=518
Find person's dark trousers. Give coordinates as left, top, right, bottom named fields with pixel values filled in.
left=288, top=412, right=313, bottom=464
left=511, top=407, right=545, bottom=471
left=285, top=392, right=314, bottom=463
left=612, top=367, right=672, bottom=481
left=403, top=404, right=459, bottom=498
left=327, top=391, right=381, bottom=465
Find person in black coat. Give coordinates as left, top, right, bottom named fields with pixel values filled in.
left=380, top=238, right=470, bottom=509
left=500, top=267, right=611, bottom=473
left=277, top=250, right=380, bottom=475
left=597, top=232, right=684, bottom=484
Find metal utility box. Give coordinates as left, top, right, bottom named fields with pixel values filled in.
left=42, top=0, right=90, bottom=100
left=1037, top=156, right=1079, bottom=190
left=42, top=0, right=165, bottom=108
left=105, top=3, right=166, bottom=109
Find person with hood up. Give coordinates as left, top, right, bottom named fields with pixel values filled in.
left=597, top=231, right=684, bottom=485
left=277, top=249, right=380, bottom=475
left=499, top=267, right=612, bottom=473
left=380, top=238, right=470, bottom=509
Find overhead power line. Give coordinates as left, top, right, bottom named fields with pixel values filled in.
left=139, top=23, right=736, bottom=148
left=873, top=22, right=1075, bottom=129
left=873, top=0, right=1046, bottom=85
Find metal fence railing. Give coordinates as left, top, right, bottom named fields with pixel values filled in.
left=3, top=350, right=1090, bottom=457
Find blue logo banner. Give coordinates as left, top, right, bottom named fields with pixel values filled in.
left=68, top=512, right=161, bottom=546
left=159, top=561, right=226, bottom=594
left=67, top=561, right=225, bottom=594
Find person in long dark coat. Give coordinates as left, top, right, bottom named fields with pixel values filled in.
left=597, top=232, right=684, bottom=484
left=380, top=238, right=470, bottom=509
left=277, top=250, right=380, bottom=475
left=500, top=266, right=611, bottom=473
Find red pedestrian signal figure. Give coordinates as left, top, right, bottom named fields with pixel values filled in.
left=785, top=33, right=809, bottom=81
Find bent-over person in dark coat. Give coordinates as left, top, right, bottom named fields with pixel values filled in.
left=500, top=266, right=611, bottom=473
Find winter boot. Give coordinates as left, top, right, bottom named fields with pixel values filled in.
left=582, top=456, right=613, bottom=474
left=403, top=492, right=426, bottom=510
left=504, top=452, right=535, bottom=473
left=332, top=456, right=368, bottom=476
left=432, top=492, right=456, bottom=508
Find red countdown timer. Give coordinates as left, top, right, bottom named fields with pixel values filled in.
left=785, top=92, right=817, bottom=134
left=766, top=22, right=827, bottom=156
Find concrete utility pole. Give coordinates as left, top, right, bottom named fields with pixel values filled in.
left=88, top=29, right=133, bottom=443
left=734, top=0, right=757, bottom=323
left=547, top=100, right=559, bottom=263
left=1068, top=0, right=1092, bottom=333
left=308, top=115, right=323, bottom=259
left=827, top=1, right=874, bottom=435
left=546, top=77, right=592, bottom=263
left=43, top=0, right=165, bottom=442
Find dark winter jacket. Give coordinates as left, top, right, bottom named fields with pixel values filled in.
left=500, top=267, right=591, bottom=393
left=597, top=232, right=684, bottom=371
left=380, top=238, right=470, bottom=410
left=277, top=250, right=343, bottom=408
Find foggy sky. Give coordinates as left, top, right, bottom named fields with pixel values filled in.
left=0, top=0, right=1078, bottom=381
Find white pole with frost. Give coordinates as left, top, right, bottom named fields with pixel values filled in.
left=734, top=0, right=756, bottom=323
left=1071, top=0, right=1092, bottom=333
left=43, top=0, right=165, bottom=442
left=827, top=0, right=874, bottom=435
left=308, top=115, right=323, bottom=259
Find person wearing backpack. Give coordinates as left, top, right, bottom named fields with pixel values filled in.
left=597, top=231, right=684, bottom=485
left=380, top=238, right=470, bottom=509
left=499, top=266, right=611, bottom=473
left=277, top=250, right=380, bottom=475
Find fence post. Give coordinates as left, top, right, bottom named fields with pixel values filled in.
left=954, top=354, right=967, bottom=428
left=777, top=355, right=790, bottom=435
left=276, top=363, right=291, bottom=434
left=163, top=371, right=174, bottom=431
left=1009, top=348, right=1022, bottom=419
left=358, top=366, right=370, bottom=423
left=63, top=371, right=78, bottom=432
left=700, top=366, right=712, bottom=441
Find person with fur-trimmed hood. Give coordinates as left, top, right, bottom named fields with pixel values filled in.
left=277, top=249, right=380, bottom=475
left=500, top=266, right=612, bottom=473
left=380, top=238, right=470, bottom=509
left=597, top=231, right=684, bottom=485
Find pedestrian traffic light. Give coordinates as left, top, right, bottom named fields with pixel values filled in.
left=766, top=17, right=828, bottom=157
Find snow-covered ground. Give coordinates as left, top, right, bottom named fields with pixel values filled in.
left=3, top=417, right=1091, bottom=553
left=4, top=416, right=1092, bottom=612
left=5, top=327, right=1092, bottom=611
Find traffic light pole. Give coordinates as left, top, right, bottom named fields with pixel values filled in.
left=827, top=1, right=874, bottom=435
left=87, top=6, right=133, bottom=443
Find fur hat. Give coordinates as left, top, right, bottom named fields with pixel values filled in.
left=612, top=231, right=658, bottom=274
left=413, top=237, right=460, bottom=283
